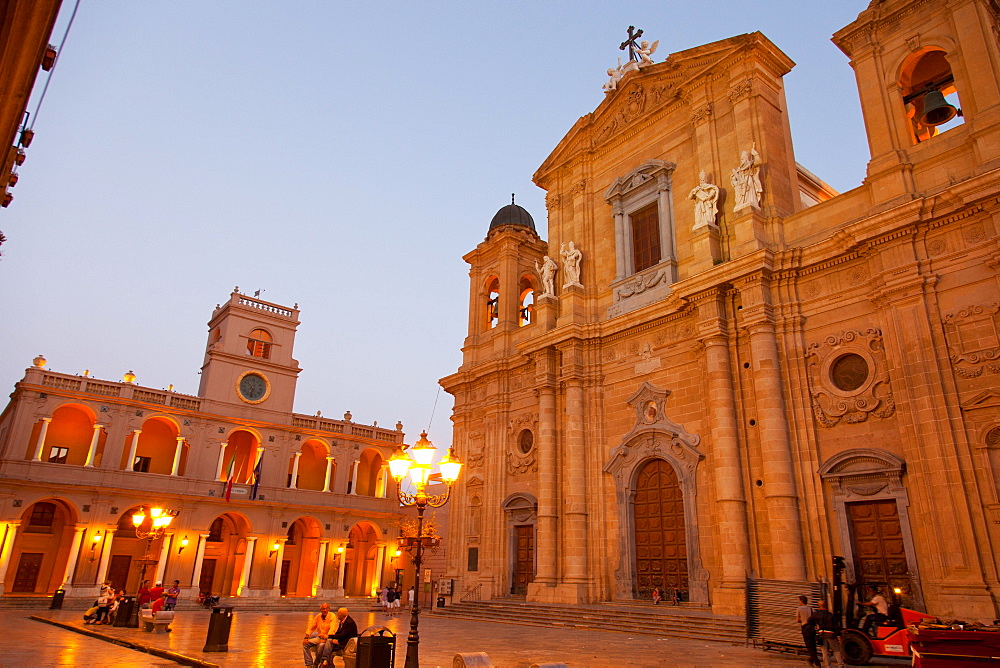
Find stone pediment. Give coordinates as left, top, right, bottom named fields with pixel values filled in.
left=961, top=389, right=1000, bottom=411
left=615, top=381, right=701, bottom=448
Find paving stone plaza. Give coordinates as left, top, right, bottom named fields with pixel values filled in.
left=9, top=606, right=821, bottom=667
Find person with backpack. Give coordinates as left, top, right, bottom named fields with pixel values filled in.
left=795, top=594, right=816, bottom=663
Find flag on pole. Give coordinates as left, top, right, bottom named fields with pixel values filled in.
left=250, top=453, right=263, bottom=501
left=224, top=453, right=236, bottom=502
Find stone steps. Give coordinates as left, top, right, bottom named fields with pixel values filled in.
left=429, top=599, right=747, bottom=644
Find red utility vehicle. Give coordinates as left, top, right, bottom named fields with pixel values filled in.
left=840, top=605, right=937, bottom=665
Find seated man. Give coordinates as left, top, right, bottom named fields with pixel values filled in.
left=860, top=587, right=889, bottom=636
left=302, top=603, right=335, bottom=667
left=315, top=607, right=359, bottom=667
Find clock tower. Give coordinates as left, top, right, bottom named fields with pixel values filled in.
left=197, top=289, right=302, bottom=414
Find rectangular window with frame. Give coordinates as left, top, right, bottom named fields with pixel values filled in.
left=132, top=456, right=151, bottom=472
left=47, top=446, right=69, bottom=464
left=631, top=202, right=661, bottom=273
left=25, top=502, right=56, bottom=533
left=467, top=547, right=479, bottom=572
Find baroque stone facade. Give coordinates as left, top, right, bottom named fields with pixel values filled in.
left=440, top=0, right=1000, bottom=619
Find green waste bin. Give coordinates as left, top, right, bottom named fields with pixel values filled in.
left=203, top=606, right=234, bottom=652
left=50, top=589, right=66, bottom=610
left=356, top=625, right=395, bottom=668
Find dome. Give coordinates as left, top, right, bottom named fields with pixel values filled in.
left=489, top=201, right=536, bottom=233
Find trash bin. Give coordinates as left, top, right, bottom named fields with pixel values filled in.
left=50, top=589, right=66, bottom=610
left=114, top=595, right=137, bottom=627
left=437, top=595, right=446, bottom=608
left=356, top=625, right=395, bottom=668
left=203, top=605, right=234, bottom=652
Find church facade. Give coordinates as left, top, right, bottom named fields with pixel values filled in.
left=441, top=0, right=1000, bottom=618
left=0, top=290, right=409, bottom=601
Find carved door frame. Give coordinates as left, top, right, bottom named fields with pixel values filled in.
left=604, top=382, right=708, bottom=604
left=501, top=493, right=537, bottom=597
left=819, top=448, right=924, bottom=610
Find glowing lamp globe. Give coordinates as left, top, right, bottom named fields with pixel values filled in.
left=388, top=446, right=413, bottom=481
left=438, top=447, right=463, bottom=484
left=410, top=431, right=437, bottom=467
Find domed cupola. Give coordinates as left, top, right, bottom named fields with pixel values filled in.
left=488, top=194, right=536, bottom=235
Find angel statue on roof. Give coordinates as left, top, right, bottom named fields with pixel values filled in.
left=637, top=40, right=659, bottom=68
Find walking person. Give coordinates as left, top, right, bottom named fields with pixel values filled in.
left=379, top=585, right=390, bottom=616
left=408, top=585, right=416, bottom=609
left=795, top=595, right=817, bottom=665
left=808, top=600, right=844, bottom=668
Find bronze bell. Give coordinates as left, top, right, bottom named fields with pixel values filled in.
left=920, top=90, right=959, bottom=126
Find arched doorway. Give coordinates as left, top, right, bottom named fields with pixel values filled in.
left=8, top=498, right=78, bottom=594
left=200, top=513, right=251, bottom=597
left=501, top=493, right=537, bottom=595
left=343, top=522, right=380, bottom=596
left=280, top=517, right=322, bottom=597
left=634, top=459, right=687, bottom=599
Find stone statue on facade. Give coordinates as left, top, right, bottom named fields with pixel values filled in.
left=535, top=255, right=558, bottom=298
left=637, top=40, right=659, bottom=68
left=731, top=143, right=762, bottom=212
left=560, top=241, right=583, bottom=288
left=603, top=57, right=639, bottom=94
left=688, top=171, right=719, bottom=230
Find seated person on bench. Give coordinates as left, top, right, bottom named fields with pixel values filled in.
left=315, top=607, right=358, bottom=667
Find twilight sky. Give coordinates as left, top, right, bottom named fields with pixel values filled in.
left=1, top=1, right=870, bottom=445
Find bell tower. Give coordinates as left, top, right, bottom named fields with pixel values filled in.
left=833, top=0, right=1000, bottom=207
left=198, top=289, right=302, bottom=414
left=461, top=199, right=548, bottom=364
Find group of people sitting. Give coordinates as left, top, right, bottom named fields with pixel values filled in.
left=83, top=579, right=183, bottom=626
left=650, top=586, right=682, bottom=606
left=301, top=604, right=358, bottom=668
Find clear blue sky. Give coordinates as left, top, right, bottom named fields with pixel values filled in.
left=1, top=1, right=869, bottom=444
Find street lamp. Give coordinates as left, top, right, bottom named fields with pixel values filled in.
left=388, top=431, right=462, bottom=668
left=131, top=506, right=175, bottom=584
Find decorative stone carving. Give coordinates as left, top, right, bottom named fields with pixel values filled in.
left=603, top=382, right=708, bottom=604
left=613, top=267, right=670, bottom=301
left=506, top=413, right=538, bottom=475
left=805, top=329, right=896, bottom=427
left=731, top=143, right=762, bottom=212
left=728, top=79, right=753, bottom=103
left=634, top=343, right=661, bottom=375
left=688, top=171, right=720, bottom=230
left=535, top=255, right=558, bottom=298
left=467, top=431, right=485, bottom=469
left=560, top=241, right=583, bottom=289
left=944, top=305, right=1000, bottom=377
left=593, top=85, right=648, bottom=147
left=690, top=104, right=713, bottom=124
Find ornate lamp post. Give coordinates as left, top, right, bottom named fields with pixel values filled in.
left=131, top=506, right=175, bottom=585
left=388, top=431, right=462, bottom=668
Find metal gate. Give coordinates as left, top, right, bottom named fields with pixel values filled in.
left=746, top=577, right=826, bottom=648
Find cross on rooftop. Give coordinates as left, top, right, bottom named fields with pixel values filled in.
left=620, top=25, right=644, bottom=62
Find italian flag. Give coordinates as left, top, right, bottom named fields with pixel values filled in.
left=224, top=454, right=236, bottom=502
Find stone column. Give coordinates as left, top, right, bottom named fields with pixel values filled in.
left=289, top=452, right=302, bottom=489
left=703, top=331, right=751, bottom=613
left=170, top=437, right=184, bottom=476
left=154, top=534, right=173, bottom=584
left=747, top=318, right=806, bottom=580
left=562, top=378, right=588, bottom=589
left=374, top=543, right=386, bottom=596
left=0, top=521, right=22, bottom=595
left=271, top=538, right=287, bottom=590
left=336, top=548, right=347, bottom=595
left=84, top=424, right=103, bottom=467
left=237, top=537, right=257, bottom=596
left=530, top=381, right=558, bottom=591
left=323, top=457, right=334, bottom=493
left=124, top=429, right=141, bottom=470
left=60, top=526, right=87, bottom=593
left=315, top=541, right=328, bottom=595
left=376, top=464, right=388, bottom=498
left=32, top=417, right=52, bottom=461
left=189, top=533, right=209, bottom=590
left=612, top=202, right=626, bottom=280
left=94, top=529, right=116, bottom=590
left=215, top=441, right=228, bottom=480
left=349, top=460, right=360, bottom=494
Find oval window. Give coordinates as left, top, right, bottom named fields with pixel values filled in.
left=830, top=353, right=869, bottom=392
left=518, top=429, right=534, bottom=454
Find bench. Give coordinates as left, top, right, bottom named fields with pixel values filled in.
left=139, top=609, right=174, bottom=633
left=333, top=636, right=357, bottom=668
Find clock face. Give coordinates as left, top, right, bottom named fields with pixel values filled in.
left=237, top=372, right=269, bottom=403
